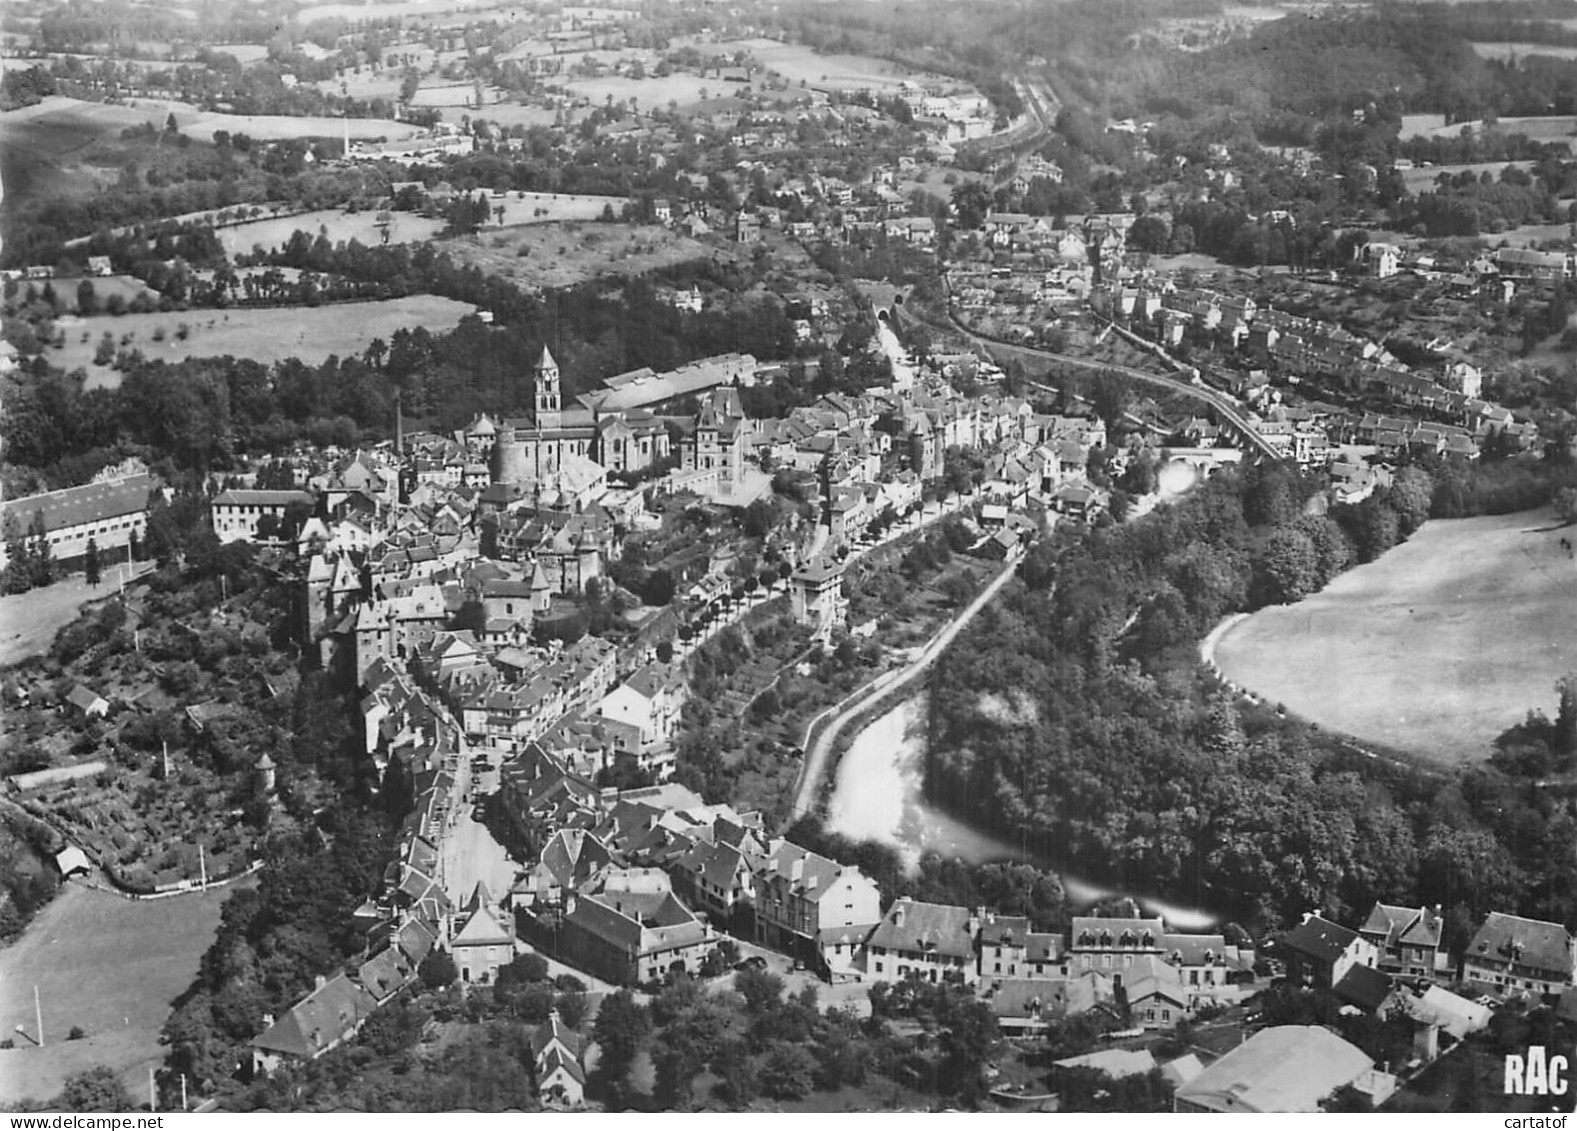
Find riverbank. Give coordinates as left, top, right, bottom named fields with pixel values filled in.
left=824, top=694, right=1220, bottom=930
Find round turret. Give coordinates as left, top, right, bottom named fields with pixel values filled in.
left=491, top=432, right=529, bottom=486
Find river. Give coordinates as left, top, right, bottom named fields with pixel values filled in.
left=825, top=695, right=1221, bottom=930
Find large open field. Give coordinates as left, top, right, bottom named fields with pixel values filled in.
left=0, top=561, right=153, bottom=669
left=1213, top=507, right=1577, bottom=765
left=0, top=882, right=233, bottom=1106
left=706, top=38, right=939, bottom=94
left=439, top=222, right=722, bottom=290
left=57, top=294, right=475, bottom=387
left=1471, top=42, right=1577, bottom=61
left=216, top=208, right=448, bottom=257
left=1401, top=112, right=1577, bottom=148
left=3, top=95, right=420, bottom=146
left=1400, top=161, right=1532, bottom=194
left=553, top=72, right=715, bottom=112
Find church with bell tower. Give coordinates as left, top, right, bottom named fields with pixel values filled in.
left=471, top=343, right=675, bottom=490
left=534, top=345, right=563, bottom=432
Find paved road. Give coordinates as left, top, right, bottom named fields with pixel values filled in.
left=784, top=546, right=1025, bottom=827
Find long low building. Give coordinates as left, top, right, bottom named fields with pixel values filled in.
left=211, top=489, right=316, bottom=544
left=0, top=473, right=154, bottom=571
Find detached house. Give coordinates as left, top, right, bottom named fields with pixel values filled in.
left=1281, top=912, right=1380, bottom=996
left=1358, top=903, right=1446, bottom=980
left=450, top=883, right=516, bottom=985
left=1462, top=912, right=1577, bottom=998
left=531, top=1012, right=586, bottom=1107
left=250, top=974, right=379, bottom=1075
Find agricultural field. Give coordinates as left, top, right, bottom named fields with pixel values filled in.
left=56, top=295, right=476, bottom=387
left=718, top=38, right=942, bottom=94
left=0, top=882, right=234, bottom=1107
left=1212, top=506, right=1577, bottom=766
left=1470, top=42, right=1577, bottom=61
left=3, top=95, right=420, bottom=146
left=18, top=274, right=162, bottom=315
left=295, top=0, right=515, bottom=22
left=216, top=208, right=448, bottom=257
left=467, top=101, right=559, bottom=129
left=1399, top=160, right=1533, bottom=194
left=553, top=71, right=716, bottom=113
left=437, top=222, right=724, bottom=291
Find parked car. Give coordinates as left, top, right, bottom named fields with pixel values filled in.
left=735, top=956, right=769, bottom=972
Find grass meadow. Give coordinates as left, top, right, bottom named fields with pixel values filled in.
left=1213, top=507, right=1577, bottom=765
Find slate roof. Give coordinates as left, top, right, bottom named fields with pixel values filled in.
left=0, top=474, right=154, bottom=535
left=250, top=974, right=379, bottom=1060
left=1359, top=903, right=1442, bottom=950
left=1333, top=964, right=1393, bottom=1012
left=1466, top=912, right=1575, bottom=979
left=1282, top=915, right=1359, bottom=964
left=868, top=898, right=975, bottom=961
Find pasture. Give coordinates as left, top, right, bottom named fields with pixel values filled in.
left=216, top=207, right=447, bottom=257
left=295, top=0, right=513, bottom=22
left=57, top=295, right=475, bottom=387
left=440, top=222, right=722, bottom=291
left=1212, top=507, right=1577, bottom=766
left=1399, top=160, right=1533, bottom=194
left=710, top=38, right=941, bottom=94
left=554, top=72, right=716, bottom=112
left=1471, top=42, right=1577, bottom=61
left=0, top=882, right=233, bottom=1107
left=0, top=96, right=419, bottom=155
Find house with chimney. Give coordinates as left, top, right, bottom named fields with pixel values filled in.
left=1462, top=912, right=1577, bottom=999
left=250, top=974, right=380, bottom=1075
left=1280, top=912, right=1381, bottom=997
left=979, top=913, right=1064, bottom=986
left=531, top=1011, right=587, bottom=1107
left=1357, top=903, right=1446, bottom=981
left=864, top=898, right=979, bottom=986
left=556, top=889, right=715, bottom=986
left=752, top=840, right=883, bottom=964
left=450, top=882, right=516, bottom=985
left=1067, top=916, right=1165, bottom=988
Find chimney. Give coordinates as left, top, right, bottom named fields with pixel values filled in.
left=262, top=1012, right=275, bottom=1028
left=314, top=974, right=327, bottom=991
left=894, top=902, right=906, bottom=928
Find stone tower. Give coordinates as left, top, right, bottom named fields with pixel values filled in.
left=535, top=345, right=561, bottom=431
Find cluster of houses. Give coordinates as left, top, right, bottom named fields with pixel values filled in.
left=488, top=736, right=1269, bottom=1031
left=1275, top=902, right=1576, bottom=1085
left=1102, top=280, right=1540, bottom=468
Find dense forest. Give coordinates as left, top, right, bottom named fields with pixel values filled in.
left=923, top=455, right=1577, bottom=944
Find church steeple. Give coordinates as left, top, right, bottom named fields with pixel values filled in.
left=535, top=345, right=561, bottom=431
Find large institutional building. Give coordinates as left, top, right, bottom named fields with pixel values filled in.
left=0, top=473, right=154, bottom=570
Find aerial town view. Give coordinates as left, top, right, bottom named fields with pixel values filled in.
left=0, top=0, right=1575, bottom=1117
